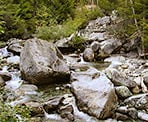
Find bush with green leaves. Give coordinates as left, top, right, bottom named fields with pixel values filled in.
left=0, top=103, right=31, bottom=122
left=0, top=88, right=31, bottom=122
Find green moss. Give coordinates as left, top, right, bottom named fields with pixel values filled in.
left=0, top=41, right=6, bottom=48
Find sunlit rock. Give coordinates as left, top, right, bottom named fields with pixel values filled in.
left=71, top=67, right=118, bottom=119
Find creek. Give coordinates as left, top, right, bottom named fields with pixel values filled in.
left=0, top=46, right=110, bottom=122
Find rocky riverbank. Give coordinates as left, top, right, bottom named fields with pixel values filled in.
left=0, top=15, right=148, bottom=122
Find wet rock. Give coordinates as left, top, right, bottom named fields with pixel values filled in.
left=138, top=111, right=148, bottom=121
left=115, top=86, right=132, bottom=99
left=90, top=41, right=100, bottom=52
left=25, top=102, right=44, bottom=116
left=105, top=67, right=137, bottom=88
left=43, top=96, right=63, bottom=112
left=7, top=38, right=25, bottom=55
left=0, top=72, right=11, bottom=81
left=0, top=76, right=5, bottom=87
left=83, top=48, right=94, bottom=62
left=114, top=112, right=129, bottom=121
left=71, top=67, right=118, bottom=119
left=20, top=38, right=70, bottom=85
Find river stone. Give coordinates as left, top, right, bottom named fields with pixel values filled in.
left=0, top=72, right=11, bottom=81
left=105, top=67, right=137, bottom=88
left=71, top=67, right=118, bottom=119
left=20, top=38, right=70, bottom=85
left=115, top=86, right=132, bottom=99
left=83, top=48, right=94, bottom=62
left=7, top=38, right=25, bottom=55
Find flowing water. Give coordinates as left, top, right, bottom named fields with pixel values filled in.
left=0, top=46, right=111, bottom=122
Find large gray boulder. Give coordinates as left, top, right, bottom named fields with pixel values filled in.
left=71, top=67, right=118, bottom=119
left=20, top=38, right=70, bottom=85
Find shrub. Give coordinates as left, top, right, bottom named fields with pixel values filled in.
left=35, top=6, right=102, bottom=41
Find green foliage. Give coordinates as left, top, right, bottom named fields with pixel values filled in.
left=0, top=103, right=31, bottom=122
left=0, top=88, right=31, bottom=122
left=68, top=35, right=86, bottom=50
left=36, top=6, right=102, bottom=41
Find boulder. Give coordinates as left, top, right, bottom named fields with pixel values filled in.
left=20, top=39, right=70, bottom=85
left=71, top=67, right=118, bottom=119
left=105, top=68, right=137, bottom=88
left=83, top=48, right=94, bottom=62
left=7, top=38, right=25, bottom=55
